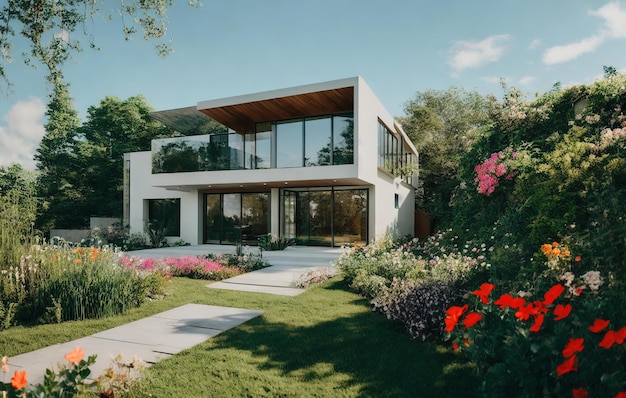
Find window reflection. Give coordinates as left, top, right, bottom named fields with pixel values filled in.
left=305, top=117, right=331, bottom=166
left=276, top=120, right=303, bottom=168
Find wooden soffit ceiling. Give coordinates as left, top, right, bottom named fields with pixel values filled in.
left=199, top=87, right=354, bottom=133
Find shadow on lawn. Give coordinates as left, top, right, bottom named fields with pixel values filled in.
left=210, top=279, right=477, bottom=397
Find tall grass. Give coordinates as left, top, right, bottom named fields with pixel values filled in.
left=1, top=243, right=155, bottom=327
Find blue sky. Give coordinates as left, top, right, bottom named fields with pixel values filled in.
left=2, top=0, right=626, bottom=169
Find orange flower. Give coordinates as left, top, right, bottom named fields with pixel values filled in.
left=541, top=243, right=553, bottom=256
left=556, top=354, right=578, bottom=376
left=572, top=387, right=588, bottom=398
left=552, top=247, right=561, bottom=257
left=561, top=250, right=570, bottom=257
left=552, top=241, right=559, bottom=247
left=472, top=283, right=495, bottom=304
left=575, top=255, right=582, bottom=262
left=89, top=248, right=99, bottom=261
left=11, top=369, right=27, bottom=389
left=463, top=312, right=483, bottom=328
left=562, top=337, right=584, bottom=358
left=543, top=284, right=565, bottom=305
left=64, top=346, right=85, bottom=364
left=553, top=304, right=572, bottom=321
left=75, top=259, right=82, bottom=265
left=589, top=319, right=610, bottom=333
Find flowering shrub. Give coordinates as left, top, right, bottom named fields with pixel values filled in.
left=444, top=244, right=626, bottom=397
left=372, top=279, right=455, bottom=340
left=1, top=347, right=143, bottom=397
left=294, top=267, right=338, bottom=289
left=473, top=146, right=533, bottom=196
left=119, top=249, right=269, bottom=281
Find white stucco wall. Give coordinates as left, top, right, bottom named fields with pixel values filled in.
left=127, top=151, right=202, bottom=244
left=354, top=77, right=415, bottom=240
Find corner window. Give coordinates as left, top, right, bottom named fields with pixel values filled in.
left=148, top=199, right=181, bottom=236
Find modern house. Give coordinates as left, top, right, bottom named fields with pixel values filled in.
left=123, top=76, right=418, bottom=247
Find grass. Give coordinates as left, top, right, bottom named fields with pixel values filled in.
left=0, top=277, right=477, bottom=397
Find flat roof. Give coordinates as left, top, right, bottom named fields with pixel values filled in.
left=151, top=78, right=359, bottom=134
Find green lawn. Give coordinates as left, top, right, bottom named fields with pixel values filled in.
left=1, top=277, right=477, bottom=397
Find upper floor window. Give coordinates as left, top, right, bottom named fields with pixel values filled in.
left=378, top=120, right=416, bottom=179
left=152, top=113, right=354, bottom=173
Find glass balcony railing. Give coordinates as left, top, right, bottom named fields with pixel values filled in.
left=152, top=134, right=247, bottom=173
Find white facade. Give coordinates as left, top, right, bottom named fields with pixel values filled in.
left=124, top=77, right=418, bottom=246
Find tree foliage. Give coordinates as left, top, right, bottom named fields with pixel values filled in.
left=0, top=0, right=202, bottom=94
left=35, top=80, right=82, bottom=231
left=398, top=87, right=491, bottom=217
left=35, top=92, right=175, bottom=231
left=75, top=95, right=172, bottom=219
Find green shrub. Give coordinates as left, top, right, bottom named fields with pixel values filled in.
left=258, top=234, right=294, bottom=251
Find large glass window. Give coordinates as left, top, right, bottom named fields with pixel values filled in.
left=276, top=120, right=303, bottom=168
left=204, top=192, right=270, bottom=245
left=281, top=187, right=367, bottom=247
left=333, top=114, right=354, bottom=165
left=244, top=132, right=256, bottom=169
left=255, top=123, right=272, bottom=169
left=378, top=121, right=406, bottom=176
left=148, top=198, right=180, bottom=236
left=305, top=117, right=331, bottom=166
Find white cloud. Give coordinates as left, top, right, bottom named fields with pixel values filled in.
left=518, top=76, right=536, bottom=85
left=591, top=1, right=626, bottom=38
left=529, top=39, right=541, bottom=50
left=449, top=34, right=511, bottom=72
left=543, top=35, right=605, bottom=65
left=543, top=1, right=626, bottom=65
left=0, top=98, right=46, bottom=170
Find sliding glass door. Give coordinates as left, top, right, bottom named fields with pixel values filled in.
left=204, top=193, right=269, bottom=245
left=281, top=188, right=367, bottom=247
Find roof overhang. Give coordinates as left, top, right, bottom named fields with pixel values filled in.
left=197, top=79, right=356, bottom=133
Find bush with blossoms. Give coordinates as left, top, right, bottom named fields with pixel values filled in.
left=473, top=146, right=533, bottom=196
left=444, top=242, right=626, bottom=398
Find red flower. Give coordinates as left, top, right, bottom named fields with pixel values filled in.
left=613, top=392, right=626, bottom=398
left=509, top=297, right=526, bottom=309
left=11, top=370, right=27, bottom=390
left=472, top=283, right=495, bottom=304
left=494, top=293, right=514, bottom=309
left=562, top=337, right=584, bottom=358
left=515, top=303, right=536, bottom=321
left=543, top=284, right=565, bottom=305
left=452, top=342, right=458, bottom=351
left=556, top=354, right=578, bottom=376
left=463, top=312, right=483, bottom=328
left=554, top=304, right=572, bottom=321
left=529, top=314, right=544, bottom=333
left=572, top=387, right=588, bottom=398
left=589, top=319, right=610, bottom=333
left=616, top=326, right=626, bottom=344
left=444, top=305, right=468, bottom=332
left=599, top=330, right=617, bottom=349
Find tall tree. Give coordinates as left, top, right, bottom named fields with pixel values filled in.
left=398, top=87, right=491, bottom=219
left=35, top=81, right=82, bottom=232
left=75, top=95, right=172, bottom=219
left=0, top=0, right=202, bottom=95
